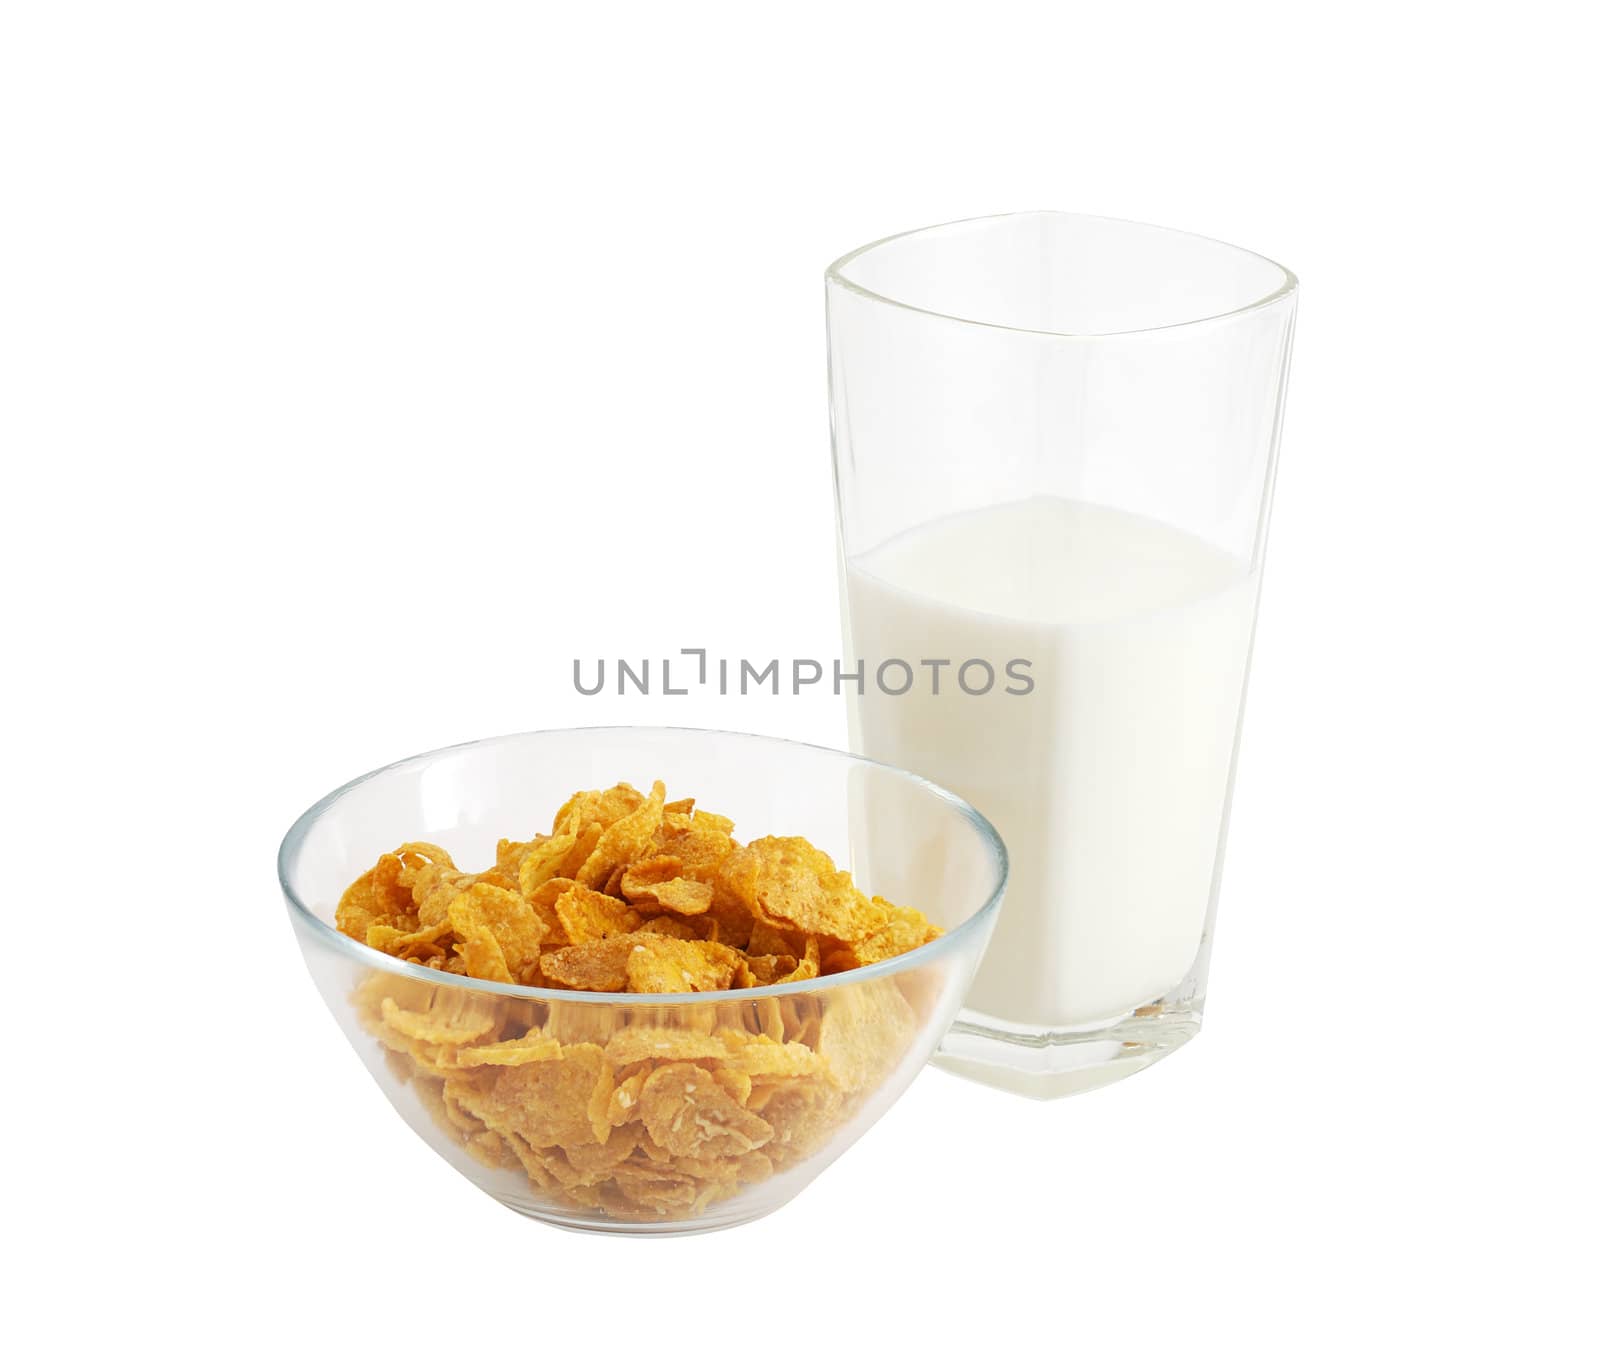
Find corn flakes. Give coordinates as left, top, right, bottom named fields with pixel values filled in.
left=335, top=779, right=942, bottom=1222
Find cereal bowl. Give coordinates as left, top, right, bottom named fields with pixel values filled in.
left=279, top=727, right=1007, bottom=1234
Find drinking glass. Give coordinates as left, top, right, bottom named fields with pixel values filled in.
left=826, top=212, right=1296, bottom=1098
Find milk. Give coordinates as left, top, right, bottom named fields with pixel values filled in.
left=844, top=496, right=1260, bottom=1028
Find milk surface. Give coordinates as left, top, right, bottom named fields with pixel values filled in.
left=845, top=497, right=1259, bottom=1027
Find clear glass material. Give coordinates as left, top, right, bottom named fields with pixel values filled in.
left=827, top=212, right=1296, bottom=1098
left=279, top=727, right=1006, bottom=1234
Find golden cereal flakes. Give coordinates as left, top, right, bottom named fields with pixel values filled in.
left=336, top=781, right=943, bottom=1221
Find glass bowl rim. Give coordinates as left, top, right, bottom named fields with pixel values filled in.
left=825, top=208, right=1298, bottom=340
left=279, top=724, right=1009, bottom=1006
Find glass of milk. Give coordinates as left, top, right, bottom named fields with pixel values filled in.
left=826, top=212, right=1297, bottom=1098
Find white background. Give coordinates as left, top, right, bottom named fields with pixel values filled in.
left=4, top=3, right=1596, bottom=1340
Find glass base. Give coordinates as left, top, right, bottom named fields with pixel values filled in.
left=934, top=1000, right=1201, bottom=1099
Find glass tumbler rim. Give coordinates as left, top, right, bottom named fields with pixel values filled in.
left=278, top=724, right=1010, bottom=1007
left=825, top=209, right=1298, bottom=340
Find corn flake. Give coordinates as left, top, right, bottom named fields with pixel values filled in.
left=554, top=886, right=642, bottom=944
left=625, top=937, right=742, bottom=993
left=638, top=1063, right=775, bottom=1159
left=448, top=882, right=547, bottom=985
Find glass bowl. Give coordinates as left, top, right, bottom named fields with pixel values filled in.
left=279, top=727, right=1007, bottom=1235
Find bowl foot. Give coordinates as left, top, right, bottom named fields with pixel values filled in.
left=495, top=1194, right=783, bottom=1237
